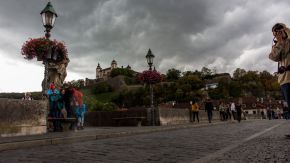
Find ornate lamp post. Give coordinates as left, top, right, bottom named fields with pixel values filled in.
left=146, top=49, right=154, bottom=71
left=40, top=2, right=57, bottom=94
left=146, top=49, right=155, bottom=125
left=41, top=2, right=57, bottom=39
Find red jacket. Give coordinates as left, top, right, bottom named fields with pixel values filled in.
left=73, top=89, right=83, bottom=106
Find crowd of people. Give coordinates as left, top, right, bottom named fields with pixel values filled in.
left=47, top=82, right=87, bottom=132
left=189, top=99, right=245, bottom=123
left=189, top=99, right=290, bottom=124
left=264, top=106, right=285, bottom=120
left=218, top=101, right=244, bottom=122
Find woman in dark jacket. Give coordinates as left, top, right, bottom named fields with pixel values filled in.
left=236, top=103, right=242, bottom=123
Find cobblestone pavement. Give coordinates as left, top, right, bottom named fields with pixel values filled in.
left=207, top=120, right=290, bottom=163
left=0, top=120, right=287, bottom=163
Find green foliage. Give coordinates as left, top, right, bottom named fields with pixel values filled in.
left=85, top=98, right=117, bottom=112
left=259, top=70, right=279, bottom=92
left=158, top=82, right=176, bottom=102
left=201, top=67, right=214, bottom=79
left=67, top=79, right=85, bottom=89
left=166, top=68, right=181, bottom=81
left=175, top=88, right=184, bottom=102
left=93, top=82, right=112, bottom=94
left=102, top=102, right=118, bottom=111
left=208, top=88, right=225, bottom=99
left=30, top=92, right=43, bottom=100
left=82, top=87, right=117, bottom=112
left=112, top=88, right=147, bottom=107
left=110, top=68, right=134, bottom=78
left=229, top=81, right=242, bottom=97
left=233, top=68, right=246, bottom=80
left=124, top=76, right=139, bottom=85
left=84, top=96, right=104, bottom=111
left=242, top=81, right=264, bottom=97
left=0, top=67, right=282, bottom=109
left=178, top=74, right=203, bottom=90
left=143, top=96, right=151, bottom=107
left=0, top=92, right=42, bottom=100
left=95, top=92, right=118, bottom=103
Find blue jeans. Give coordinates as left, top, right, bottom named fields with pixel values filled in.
left=281, top=83, right=290, bottom=118
left=78, top=112, right=85, bottom=126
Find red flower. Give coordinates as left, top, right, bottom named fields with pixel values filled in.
left=138, top=70, right=162, bottom=84
left=21, top=37, right=68, bottom=61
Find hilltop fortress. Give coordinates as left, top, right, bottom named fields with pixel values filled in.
left=96, top=60, right=132, bottom=80
left=85, top=60, right=132, bottom=86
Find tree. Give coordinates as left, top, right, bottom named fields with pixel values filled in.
left=259, top=70, right=279, bottom=92
left=182, top=71, right=194, bottom=77
left=67, top=79, right=85, bottom=89
left=177, top=74, right=203, bottom=90
left=208, top=77, right=230, bottom=99
left=166, top=68, right=181, bottom=81
left=208, top=88, right=226, bottom=99
left=93, top=82, right=112, bottom=94
left=234, top=70, right=264, bottom=96
left=110, top=68, right=134, bottom=78
left=201, top=67, right=213, bottom=79
left=229, top=81, right=242, bottom=97
left=233, top=68, right=246, bottom=80
left=175, top=88, right=184, bottom=102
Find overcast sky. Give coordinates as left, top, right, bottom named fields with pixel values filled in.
left=0, top=0, right=290, bottom=92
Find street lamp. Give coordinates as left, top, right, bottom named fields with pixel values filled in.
left=146, top=49, right=154, bottom=70
left=41, top=2, right=57, bottom=39
left=146, top=49, right=155, bottom=125
left=40, top=2, right=57, bottom=95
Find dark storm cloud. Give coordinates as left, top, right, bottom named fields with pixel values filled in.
left=1, top=0, right=290, bottom=78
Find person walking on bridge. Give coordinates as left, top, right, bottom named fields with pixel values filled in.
left=230, top=102, right=236, bottom=120
left=205, top=99, right=214, bottom=123
left=191, top=100, right=200, bottom=123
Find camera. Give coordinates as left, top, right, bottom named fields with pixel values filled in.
left=273, top=38, right=278, bottom=44
left=278, top=66, right=286, bottom=74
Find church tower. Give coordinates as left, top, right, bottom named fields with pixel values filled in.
left=96, top=63, right=102, bottom=79
left=111, top=59, right=117, bottom=69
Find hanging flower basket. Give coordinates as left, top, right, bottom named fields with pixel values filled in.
left=21, top=37, right=68, bottom=62
left=138, top=70, right=162, bottom=84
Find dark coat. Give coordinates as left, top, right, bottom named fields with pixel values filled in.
left=205, top=101, right=214, bottom=112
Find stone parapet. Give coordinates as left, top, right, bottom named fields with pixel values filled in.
left=0, top=98, right=47, bottom=137
left=158, top=107, right=220, bottom=125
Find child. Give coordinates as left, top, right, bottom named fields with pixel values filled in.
left=47, top=83, right=61, bottom=131
left=73, top=88, right=86, bottom=130
left=76, top=104, right=87, bottom=130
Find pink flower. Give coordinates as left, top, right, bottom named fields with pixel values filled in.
left=138, top=70, right=162, bottom=84
left=21, top=37, right=68, bottom=61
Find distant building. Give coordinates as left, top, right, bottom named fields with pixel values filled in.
left=96, top=60, right=118, bottom=80
left=95, top=60, right=133, bottom=81
left=205, top=83, right=218, bottom=90
left=203, top=73, right=231, bottom=90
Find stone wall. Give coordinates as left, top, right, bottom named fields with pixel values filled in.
left=85, top=108, right=149, bottom=126
left=158, top=107, right=220, bottom=125
left=0, top=98, right=47, bottom=137
left=86, top=108, right=222, bottom=126
left=158, top=108, right=190, bottom=125
left=85, top=111, right=114, bottom=126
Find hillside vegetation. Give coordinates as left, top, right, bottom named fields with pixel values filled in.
left=0, top=67, right=282, bottom=111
